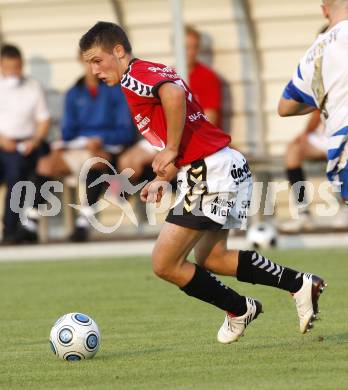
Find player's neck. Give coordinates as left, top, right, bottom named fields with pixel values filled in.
left=120, top=54, right=134, bottom=76
left=328, top=13, right=348, bottom=28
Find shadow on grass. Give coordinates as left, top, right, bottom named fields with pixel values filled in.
left=230, top=332, right=348, bottom=352
left=321, top=332, right=348, bottom=343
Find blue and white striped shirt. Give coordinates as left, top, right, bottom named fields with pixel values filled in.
left=286, top=21, right=348, bottom=183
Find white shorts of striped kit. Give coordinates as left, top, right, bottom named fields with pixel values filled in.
left=167, top=147, right=253, bottom=231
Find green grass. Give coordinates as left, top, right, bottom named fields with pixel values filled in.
left=0, top=249, right=347, bottom=390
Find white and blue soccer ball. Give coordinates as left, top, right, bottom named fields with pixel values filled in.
left=246, top=222, right=278, bottom=250
left=49, top=312, right=100, bottom=361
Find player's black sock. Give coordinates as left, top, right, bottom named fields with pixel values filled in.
left=287, top=167, right=308, bottom=208
left=181, top=264, right=247, bottom=316
left=237, top=250, right=303, bottom=293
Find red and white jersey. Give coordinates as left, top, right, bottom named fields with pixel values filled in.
left=120, top=58, right=230, bottom=167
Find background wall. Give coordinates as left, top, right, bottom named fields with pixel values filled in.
left=0, top=0, right=324, bottom=155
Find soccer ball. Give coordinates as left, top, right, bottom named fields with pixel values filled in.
left=49, top=312, right=100, bottom=361
left=246, top=222, right=278, bottom=249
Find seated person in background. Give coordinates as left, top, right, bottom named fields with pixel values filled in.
left=34, top=53, right=136, bottom=242
left=118, top=25, right=222, bottom=180
left=280, top=109, right=327, bottom=232
left=0, top=44, right=50, bottom=244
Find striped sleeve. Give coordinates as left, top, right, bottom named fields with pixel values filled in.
left=282, top=62, right=317, bottom=108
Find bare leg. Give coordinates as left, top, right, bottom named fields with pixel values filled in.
left=194, top=229, right=239, bottom=276
left=152, top=222, right=204, bottom=287
left=152, top=222, right=248, bottom=317
left=194, top=229, right=305, bottom=295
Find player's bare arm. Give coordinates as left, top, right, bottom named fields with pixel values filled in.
left=278, top=97, right=316, bottom=117
left=151, top=83, right=186, bottom=176
left=303, top=109, right=321, bottom=134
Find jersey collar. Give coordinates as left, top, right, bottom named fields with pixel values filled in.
left=124, top=58, right=138, bottom=76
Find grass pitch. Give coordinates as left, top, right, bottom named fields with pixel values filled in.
left=0, top=248, right=347, bottom=390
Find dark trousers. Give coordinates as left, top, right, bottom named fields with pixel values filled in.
left=0, top=143, right=49, bottom=239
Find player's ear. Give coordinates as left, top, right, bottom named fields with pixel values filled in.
left=321, top=4, right=329, bottom=19
left=113, top=44, right=125, bottom=59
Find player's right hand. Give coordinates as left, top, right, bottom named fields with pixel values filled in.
left=152, top=147, right=178, bottom=177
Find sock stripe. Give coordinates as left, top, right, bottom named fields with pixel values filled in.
left=278, top=268, right=284, bottom=281
left=251, top=252, right=258, bottom=261
left=252, top=254, right=264, bottom=266
left=272, top=264, right=282, bottom=276
left=259, top=258, right=270, bottom=269
left=251, top=253, right=284, bottom=279
left=207, top=271, right=228, bottom=289
left=237, top=250, right=302, bottom=293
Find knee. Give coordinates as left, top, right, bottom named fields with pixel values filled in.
left=152, top=256, right=171, bottom=281
left=151, top=251, right=178, bottom=282
left=152, top=264, right=169, bottom=280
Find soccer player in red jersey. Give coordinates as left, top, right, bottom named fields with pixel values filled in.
left=80, top=22, right=325, bottom=342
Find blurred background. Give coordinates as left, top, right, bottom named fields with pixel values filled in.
left=0, top=0, right=347, bottom=257
left=0, top=0, right=320, bottom=152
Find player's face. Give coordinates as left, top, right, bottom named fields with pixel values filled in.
left=0, top=57, right=22, bottom=78
left=82, top=46, right=121, bottom=86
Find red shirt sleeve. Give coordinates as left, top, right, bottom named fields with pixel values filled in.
left=129, top=61, right=176, bottom=99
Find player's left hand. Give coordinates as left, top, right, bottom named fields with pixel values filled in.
left=152, top=147, right=178, bottom=177
left=140, top=179, right=165, bottom=203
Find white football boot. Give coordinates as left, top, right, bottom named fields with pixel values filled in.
left=293, top=273, right=326, bottom=334
left=217, top=297, right=263, bottom=344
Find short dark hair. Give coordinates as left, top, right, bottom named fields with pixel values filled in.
left=0, top=44, right=22, bottom=60
left=79, top=21, right=132, bottom=53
